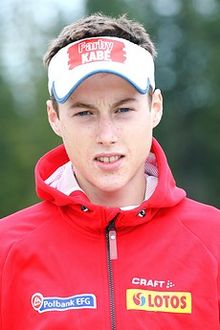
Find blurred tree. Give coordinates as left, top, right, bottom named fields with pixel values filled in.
left=0, top=75, right=25, bottom=216
left=0, top=0, right=219, bottom=218
left=0, top=1, right=63, bottom=217
left=0, top=56, right=60, bottom=217
left=151, top=0, right=220, bottom=206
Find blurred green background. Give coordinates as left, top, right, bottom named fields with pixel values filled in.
left=0, top=0, right=219, bottom=217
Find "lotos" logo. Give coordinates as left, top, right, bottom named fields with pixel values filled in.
left=127, top=289, right=192, bottom=314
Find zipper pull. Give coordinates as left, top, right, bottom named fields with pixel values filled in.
left=109, top=228, right=118, bottom=260
left=107, top=220, right=118, bottom=261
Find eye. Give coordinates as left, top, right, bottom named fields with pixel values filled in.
left=74, top=111, right=93, bottom=117
left=116, top=107, right=132, bottom=113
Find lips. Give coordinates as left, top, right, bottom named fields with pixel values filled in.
left=95, top=155, right=122, bottom=163
left=94, top=153, right=125, bottom=172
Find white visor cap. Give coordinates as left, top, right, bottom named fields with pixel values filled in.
left=48, top=36, right=155, bottom=104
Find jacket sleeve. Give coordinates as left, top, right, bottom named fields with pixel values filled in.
left=179, top=201, right=220, bottom=323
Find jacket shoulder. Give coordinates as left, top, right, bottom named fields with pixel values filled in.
left=0, top=202, right=58, bottom=265
left=0, top=201, right=56, bottom=231
left=176, top=198, right=220, bottom=258
left=178, top=198, right=219, bottom=224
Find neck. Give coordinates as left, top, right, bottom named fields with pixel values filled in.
left=76, top=173, right=146, bottom=209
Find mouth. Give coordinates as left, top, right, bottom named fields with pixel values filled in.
left=95, top=155, right=124, bottom=164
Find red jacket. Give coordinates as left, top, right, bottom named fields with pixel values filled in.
left=0, top=139, right=220, bottom=330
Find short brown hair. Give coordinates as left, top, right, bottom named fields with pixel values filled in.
left=44, top=13, right=156, bottom=114
left=43, top=13, right=157, bottom=67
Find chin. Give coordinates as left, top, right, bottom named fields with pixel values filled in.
left=94, top=180, right=126, bottom=193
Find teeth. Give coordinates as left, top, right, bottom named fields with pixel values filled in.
left=97, top=155, right=121, bottom=163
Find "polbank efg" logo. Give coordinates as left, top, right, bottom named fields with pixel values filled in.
left=31, top=292, right=96, bottom=313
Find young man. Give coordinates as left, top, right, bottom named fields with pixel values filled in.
left=0, top=13, right=219, bottom=329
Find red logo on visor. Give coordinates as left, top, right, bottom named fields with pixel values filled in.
left=67, top=38, right=126, bottom=70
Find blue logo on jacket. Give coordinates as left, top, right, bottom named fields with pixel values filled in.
left=31, top=292, right=97, bottom=313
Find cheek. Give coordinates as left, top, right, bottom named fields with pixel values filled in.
left=60, top=122, right=83, bottom=145
left=128, top=121, right=153, bottom=157
left=63, top=133, right=92, bottom=168
left=128, top=119, right=152, bottom=143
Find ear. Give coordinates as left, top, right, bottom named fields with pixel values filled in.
left=151, top=89, right=163, bottom=128
left=46, top=100, right=62, bottom=137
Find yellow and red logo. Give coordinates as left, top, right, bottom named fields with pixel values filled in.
left=126, top=289, right=192, bottom=314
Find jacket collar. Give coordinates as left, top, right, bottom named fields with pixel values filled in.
left=35, top=138, right=186, bottom=225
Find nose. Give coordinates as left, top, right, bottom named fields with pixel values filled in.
left=96, top=117, right=118, bottom=145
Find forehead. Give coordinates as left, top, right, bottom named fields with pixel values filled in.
left=63, top=73, right=150, bottom=109
left=71, top=72, right=142, bottom=94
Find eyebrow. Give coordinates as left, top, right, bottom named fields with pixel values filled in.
left=69, top=102, right=94, bottom=110
left=69, top=97, right=137, bottom=110
left=112, top=97, right=137, bottom=108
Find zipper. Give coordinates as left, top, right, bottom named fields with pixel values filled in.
left=106, top=216, right=118, bottom=330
